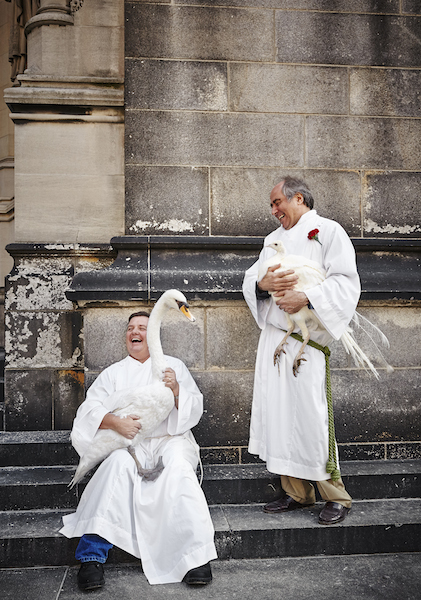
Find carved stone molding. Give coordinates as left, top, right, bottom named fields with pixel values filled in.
left=24, top=1, right=79, bottom=35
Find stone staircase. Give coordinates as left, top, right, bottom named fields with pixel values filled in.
left=0, top=431, right=420, bottom=568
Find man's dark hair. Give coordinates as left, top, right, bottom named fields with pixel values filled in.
left=128, top=310, right=150, bottom=323
left=279, top=176, right=314, bottom=210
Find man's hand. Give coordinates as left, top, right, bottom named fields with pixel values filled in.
left=163, top=367, right=180, bottom=407
left=275, top=290, right=309, bottom=314
left=258, top=264, right=298, bottom=293
left=99, top=413, right=141, bottom=440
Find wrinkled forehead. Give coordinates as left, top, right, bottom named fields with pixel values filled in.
left=127, top=316, right=149, bottom=329
left=270, top=182, right=287, bottom=204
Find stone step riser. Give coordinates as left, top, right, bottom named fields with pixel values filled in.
left=1, top=521, right=419, bottom=569
left=1, top=470, right=420, bottom=511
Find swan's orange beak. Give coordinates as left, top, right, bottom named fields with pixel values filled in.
left=178, top=302, right=195, bottom=322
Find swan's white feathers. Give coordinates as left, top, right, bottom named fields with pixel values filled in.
left=260, top=240, right=392, bottom=378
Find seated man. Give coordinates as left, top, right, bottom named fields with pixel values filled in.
left=60, top=311, right=217, bottom=590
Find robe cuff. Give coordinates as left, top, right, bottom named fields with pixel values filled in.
left=255, top=281, right=270, bottom=300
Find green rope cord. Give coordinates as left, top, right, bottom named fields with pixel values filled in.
left=282, top=331, right=341, bottom=482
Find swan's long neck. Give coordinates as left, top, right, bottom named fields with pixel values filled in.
left=147, top=296, right=168, bottom=381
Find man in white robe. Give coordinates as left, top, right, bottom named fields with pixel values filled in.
left=60, top=311, right=217, bottom=589
left=243, top=176, right=360, bottom=525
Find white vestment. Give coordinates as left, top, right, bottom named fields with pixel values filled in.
left=243, top=210, right=361, bottom=481
left=60, top=355, right=217, bottom=585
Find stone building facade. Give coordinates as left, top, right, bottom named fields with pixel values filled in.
left=1, top=0, right=420, bottom=464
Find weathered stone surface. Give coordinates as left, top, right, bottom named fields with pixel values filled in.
left=387, top=442, right=421, bottom=459
left=201, top=447, right=240, bottom=465
left=5, top=312, right=83, bottom=370
left=402, top=0, right=421, bottom=14
left=229, top=64, right=348, bottom=114
left=126, top=60, right=227, bottom=111
left=354, top=307, right=421, bottom=368
left=306, top=117, right=421, bottom=170
left=362, top=171, right=421, bottom=237
left=126, top=111, right=304, bottom=168
left=125, top=166, right=209, bottom=235
left=160, top=306, right=205, bottom=371
left=125, top=4, right=274, bottom=62
left=206, top=306, right=260, bottom=370
left=193, top=371, right=254, bottom=447
left=350, top=68, right=421, bottom=117
left=275, top=11, right=421, bottom=67
left=84, top=308, right=130, bottom=372
left=53, top=370, right=85, bottom=430
left=210, top=168, right=361, bottom=237
left=332, top=368, right=421, bottom=443
left=13, top=120, right=124, bottom=243
left=175, top=1, right=399, bottom=10
left=5, top=256, right=73, bottom=312
left=5, top=370, right=53, bottom=430
left=339, top=443, right=386, bottom=461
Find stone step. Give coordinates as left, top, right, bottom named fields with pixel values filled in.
left=1, top=460, right=420, bottom=511
left=0, top=431, right=77, bottom=467
left=0, top=498, right=420, bottom=568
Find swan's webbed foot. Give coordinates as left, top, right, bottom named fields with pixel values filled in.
left=292, top=355, right=307, bottom=377
left=127, top=446, right=165, bottom=482
left=273, top=343, right=287, bottom=368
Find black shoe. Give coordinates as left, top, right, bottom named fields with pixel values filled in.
left=318, top=501, right=350, bottom=525
left=77, top=561, right=105, bottom=591
left=183, top=562, right=212, bottom=585
left=263, top=495, right=314, bottom=514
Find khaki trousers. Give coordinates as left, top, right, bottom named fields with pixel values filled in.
left=281, top=475, right=352, bottom=509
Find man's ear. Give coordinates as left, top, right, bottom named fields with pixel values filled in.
left=295, top=193, right=304, bottom=204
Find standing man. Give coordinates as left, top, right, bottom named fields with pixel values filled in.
left=60, top=311, right=217, bottom=590
left=243, top=176, right=360, bottom=525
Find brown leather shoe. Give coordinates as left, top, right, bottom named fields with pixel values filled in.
left=263, top=495, right=314, bottom=514
left=318, top=501, right=350, bottom=525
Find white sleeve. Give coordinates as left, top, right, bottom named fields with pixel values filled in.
left=166, top=358, right=204, bottom=435
left=305, top=225, right=361, bottom=340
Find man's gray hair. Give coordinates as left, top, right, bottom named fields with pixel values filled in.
left=279, top=176, right=314, bottom=210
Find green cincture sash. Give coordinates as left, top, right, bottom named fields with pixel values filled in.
left=282, top=331, right=341, bottom=482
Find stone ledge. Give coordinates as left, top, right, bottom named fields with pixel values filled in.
left=64, top=236, right=421, bottom=303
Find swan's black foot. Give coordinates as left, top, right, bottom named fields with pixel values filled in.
left=273, top=345, right=287, bottom=367
left=293, top=356, right=307, bottom=377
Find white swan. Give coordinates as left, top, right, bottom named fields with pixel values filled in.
left=260, top=241, right=393, bottom=377
left=69, top=289, right=195, bottom=488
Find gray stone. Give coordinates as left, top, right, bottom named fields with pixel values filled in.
left=402, top=0, right=421, bottom=13
left=53, top=370, right=85, bottom=430
left=306, top=116, right=421, bottom=170
left=332, top=368, right=421, bottom=443
left=193, top=371, right=254, bottom=447
left=5, top=256, right=73, bottom=311
left=0, top=567, right=68, bottom=600
left=387, top=442, right=421, bottom=459
left=84, top=308, right=131, bottom=372
left=210, top=168, right=361, bottom=237
left=126, top=111, right=304, bottom=168
left=362, top=171, right=421, bottom=237
left=350, top=68, right=421, bottom=117
left=353, top=306, right=421, bottom=368
left=5, top=370, right=53, bottom=431
left=200, top=447, right=240, bottom=464
left=125, top=4, right=274, bottom=62
left=229, top=64, right=348, bottom=115
left=5, top=312, right=83, bottom=370
left=206, top=306, right=260, bottom=370
left=339, top=443, right=386, bottom=461
left=160, top=306, right=205, bottom=371
left=125, top=166, right=209, bottom=236
left=175, top=1, right=399, bottom=11
left=275, top=11, right=421, bottom=67
left=125, top=60, right=228, bottom=111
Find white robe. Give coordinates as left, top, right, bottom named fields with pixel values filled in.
left=60, top=355, right=217, bottom=585
left=243, top=210, right=361, bottom=481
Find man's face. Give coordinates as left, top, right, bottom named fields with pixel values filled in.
left=126, top=315, right=150, bottom=362
left=270, top=182, right=306, bottom=230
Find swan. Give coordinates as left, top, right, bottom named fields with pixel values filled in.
left=69, top=289, right=196, bottom=488
left=260, top=240, right=392, bottom=377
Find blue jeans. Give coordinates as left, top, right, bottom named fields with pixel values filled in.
left=75, top=534, right=113, bottom=564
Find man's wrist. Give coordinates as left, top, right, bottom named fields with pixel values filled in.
left=255, top=281, right=270, bottom=300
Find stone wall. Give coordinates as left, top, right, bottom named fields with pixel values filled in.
left=2, top=1, right=420, bottom=464
left=122, top=0, right=421, bottom=461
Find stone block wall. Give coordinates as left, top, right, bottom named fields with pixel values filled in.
left=122, top=0, right=421, bottom=462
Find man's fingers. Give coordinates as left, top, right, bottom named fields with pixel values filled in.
left=267, top=264, right=281, bottom=272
